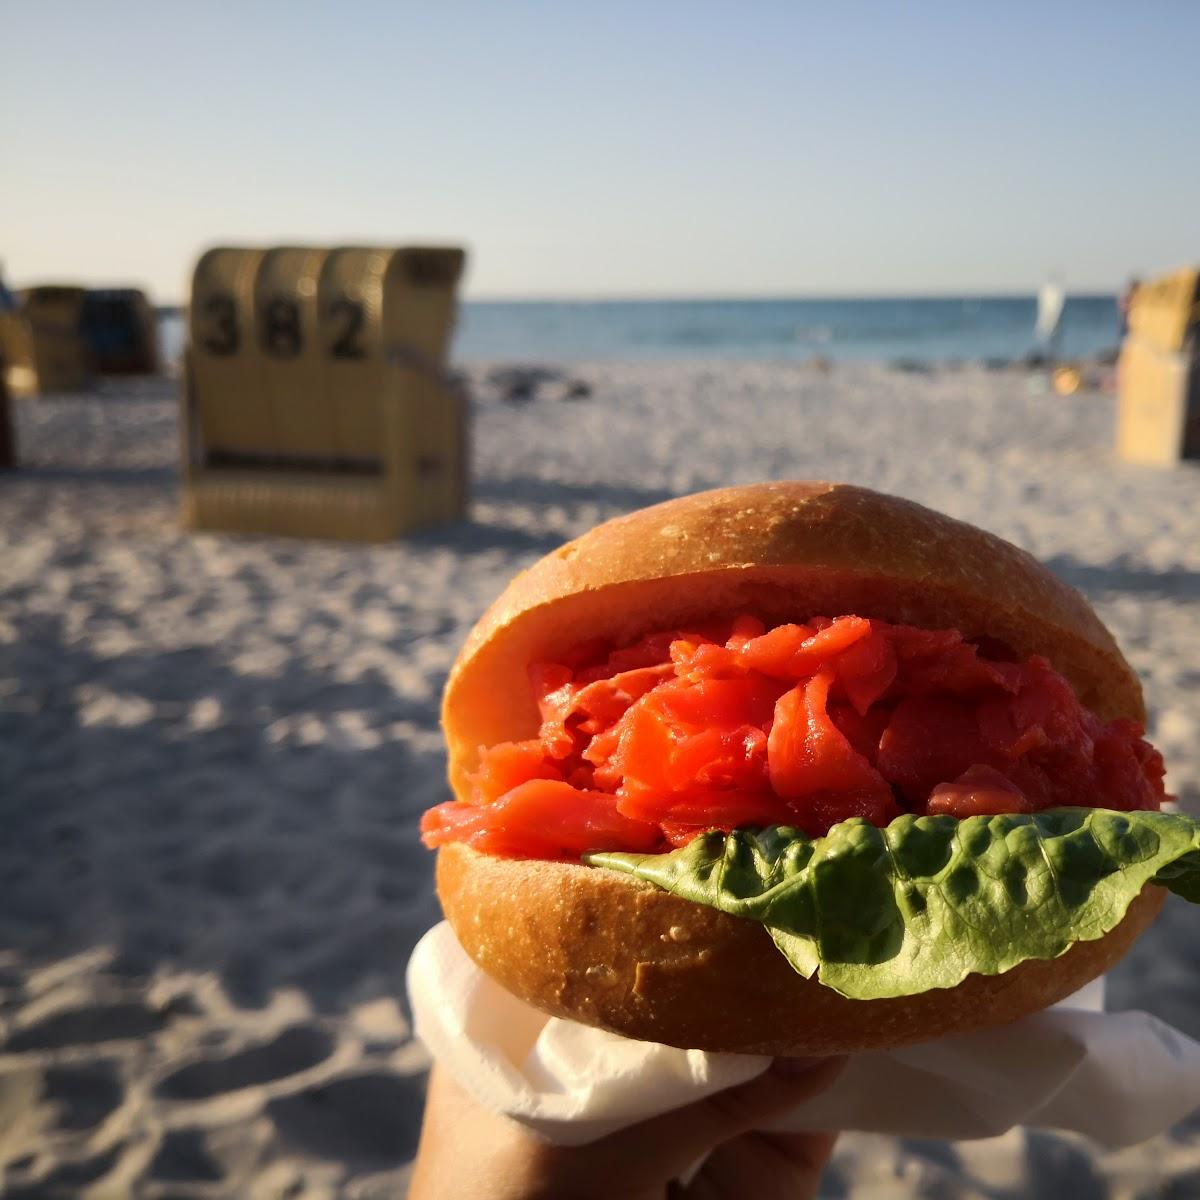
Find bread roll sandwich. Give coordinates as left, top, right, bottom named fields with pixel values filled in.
left=422, top=482, right=1199, bottom=1054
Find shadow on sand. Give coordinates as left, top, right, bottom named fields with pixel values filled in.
left=1046, top=554, right=1200, bottom=602
left=6, top=465, right=176, bottom=488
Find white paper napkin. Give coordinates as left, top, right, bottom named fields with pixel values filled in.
left=408, top=920, right=1200, bottom=1149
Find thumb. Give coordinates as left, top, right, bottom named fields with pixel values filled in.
left=594, top=1056, right=847, bottom=1187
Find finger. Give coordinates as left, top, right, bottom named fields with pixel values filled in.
left=591, top=1056, right=847, bottom=1186
left=691, top=1129, right=839, bottom=1200
left=754, top=1128, right=840, bottom=1174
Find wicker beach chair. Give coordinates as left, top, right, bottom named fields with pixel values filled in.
left=80, top=288, right=159, bottom=376
left=182, top=245, right=468, bottom=541
left=1116, top=266, right=1200, bottom=465
left=17, top=286, right=91, bottom=394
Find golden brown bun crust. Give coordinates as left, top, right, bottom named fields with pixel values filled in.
left=443, top=482, right=1143, bottom=797
left=438, top=843, right=1165, bottom=1054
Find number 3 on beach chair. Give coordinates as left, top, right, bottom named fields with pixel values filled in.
left=183, top=244, right=467, bottom=540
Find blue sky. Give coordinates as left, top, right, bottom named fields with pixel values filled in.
left=4, top=1, right=1197, bottom=300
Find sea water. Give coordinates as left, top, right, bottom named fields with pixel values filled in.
left=452, top=296, right=1120, bottom=363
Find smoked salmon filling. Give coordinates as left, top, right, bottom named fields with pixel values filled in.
left=421, top=615, right=1167, bottom=861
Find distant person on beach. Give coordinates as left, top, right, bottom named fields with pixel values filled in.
left=411, top=1058, right=846, bottom=1199
left=1117, top=277, right=1140, bottom=342
left=0, top=262, right=17, bottom=313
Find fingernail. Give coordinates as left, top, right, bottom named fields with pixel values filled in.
left=770, top=1055, right=847, bottom=1079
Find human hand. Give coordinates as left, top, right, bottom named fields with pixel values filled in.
left=409, top=1056, right=846, bottom=1200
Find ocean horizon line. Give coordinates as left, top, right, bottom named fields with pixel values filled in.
left=155, top=291, right=1119, bottom=315
left=458, top=291, right=1120, bottom=305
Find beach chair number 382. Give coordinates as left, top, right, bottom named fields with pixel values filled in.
left=198, top=293, right=365, bottom=360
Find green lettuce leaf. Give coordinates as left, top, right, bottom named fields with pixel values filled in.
left=584, top=808, right=1200, bottom=1000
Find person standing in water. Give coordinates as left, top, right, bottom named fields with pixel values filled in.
left=1118, top=277, right=1140, bottom=342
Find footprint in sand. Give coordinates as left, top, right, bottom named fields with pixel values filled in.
left=0, top=1060, right=122, bottom=1139
left=266, top=1072, right=425, bottom=1168
left=156, top=1025, right=334, bottom=1100
left=42, top=1061, right=124, bottom=1130
left=148, top=1128, right=224, bottom=1182
left=4, top=1001, right=164, bottom=1052
left=4, top=1143, right=125, bottom=1198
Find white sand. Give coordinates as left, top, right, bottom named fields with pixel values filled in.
left=1, top=363, right=1197, bottom=1198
